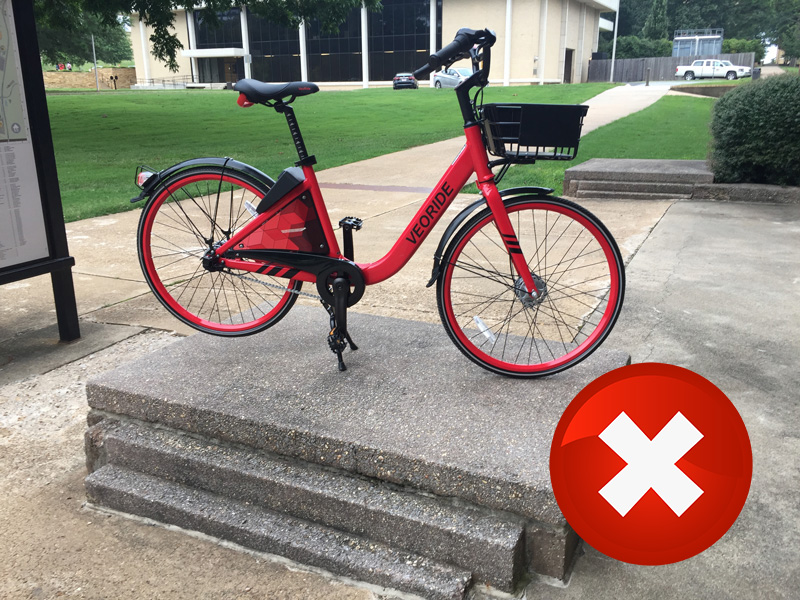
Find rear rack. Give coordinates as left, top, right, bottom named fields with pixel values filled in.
left=480, top=103, right=589, bottom=163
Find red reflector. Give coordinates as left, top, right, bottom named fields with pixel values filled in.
left=237, top=93, right=254, bottom=108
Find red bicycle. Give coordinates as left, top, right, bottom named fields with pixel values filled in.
left=132, top=28, right=625, bottom=377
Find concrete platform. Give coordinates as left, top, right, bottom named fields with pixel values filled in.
left=563, top=158, right=800, bottom=203
left=84, top=305, right=629, bottom=598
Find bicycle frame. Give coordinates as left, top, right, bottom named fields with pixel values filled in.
left=216, top=124, right=540, bottom=295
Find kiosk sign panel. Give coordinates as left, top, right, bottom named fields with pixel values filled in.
left=0, top=0, right=79, bottom=342
left=0, top=0, right=49, bottom=268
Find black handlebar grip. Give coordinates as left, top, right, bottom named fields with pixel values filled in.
left=429, top=30, right=475, bottom=69
left=413, top=63, right=433, bottom=79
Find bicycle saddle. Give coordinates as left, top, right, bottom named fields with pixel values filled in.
left=234, top=79, right=319, bottom=104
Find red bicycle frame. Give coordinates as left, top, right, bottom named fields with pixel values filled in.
left=216, top=124, right=540, bottom=296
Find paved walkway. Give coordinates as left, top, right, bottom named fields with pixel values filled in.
left=2, top=82, right=798, bottom=599
left=0, top=83, right=672, bottom=344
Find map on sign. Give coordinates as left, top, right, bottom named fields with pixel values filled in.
left=0, top=0, right=50, bottom=270
left=0, top=0, right=26, bottom=143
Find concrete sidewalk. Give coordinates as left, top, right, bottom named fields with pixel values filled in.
left=0, top=84, right=672, bottom=346
left=2, top=83, right=798, bottom=599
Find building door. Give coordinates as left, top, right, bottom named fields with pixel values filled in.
left=224, top=58, right=238, bottom=84
left=564, top=49, right=574, bottom=83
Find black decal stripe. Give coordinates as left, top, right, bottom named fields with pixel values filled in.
left=256, top=264, right=271, bottom=274
left=284, top=269, right=300, bottom=278
left=267, top=266, right=283, bottom=277
left=508, top=248, right=523, bottom=254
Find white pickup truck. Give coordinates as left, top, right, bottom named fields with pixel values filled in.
left=675, top=59, right=752, bottom=81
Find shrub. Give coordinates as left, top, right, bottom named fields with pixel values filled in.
left=722, top=38, right=765, bottom=63
left=598, top=35, right=672, bottom=59
left=710, top=74, right=800, bottom=186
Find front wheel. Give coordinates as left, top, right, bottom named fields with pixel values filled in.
left=726, top=71, right=737, bottom=80
left=137, top=166, right=301, bottom=336
left=437, top=196, right=625, bottom=377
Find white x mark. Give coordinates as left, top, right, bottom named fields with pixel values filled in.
left=598, top=411, right=704, bottom=517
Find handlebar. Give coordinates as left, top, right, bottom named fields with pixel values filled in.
left=413, top=28, right=495, bottom=80
left=415, top=27, right=496, bottom=125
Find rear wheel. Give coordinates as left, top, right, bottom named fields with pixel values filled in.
left=137, top=166, right=301, bottom=336
left=435, top=80, right=442, bottom=89
left=437, top=196, right=625, bottom=377
left=684, top=71, right=695, bottom=81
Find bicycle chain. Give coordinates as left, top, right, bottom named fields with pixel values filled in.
left=231, top=271, right=322, bottom=301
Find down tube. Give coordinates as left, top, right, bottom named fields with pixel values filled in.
left=359, top=146, right=475, bottom=285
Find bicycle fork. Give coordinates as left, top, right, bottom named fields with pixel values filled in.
left=475, top=180, right=541, bottom=299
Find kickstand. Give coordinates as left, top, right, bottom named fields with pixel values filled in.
left=323, top=277, right=358, bottom=372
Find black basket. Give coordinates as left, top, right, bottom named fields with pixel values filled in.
left=480, top=103, right=589, bottom=163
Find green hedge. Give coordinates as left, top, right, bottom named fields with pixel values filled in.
left=710, top=75, right=800, bottom=186
left=598, top=35, right=672, bottom=59
left=721, top=39, right=765, bottom=63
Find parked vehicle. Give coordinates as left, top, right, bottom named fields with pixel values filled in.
left=675, top=59, right=752, bottom=81
left=433, top=67, right=472, bottom=88
left=392, top=73, right=418, bottom=89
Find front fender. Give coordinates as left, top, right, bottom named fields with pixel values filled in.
left=130, top=157, right=275, bottom=203
left=426, top=186, right=553, bottom=287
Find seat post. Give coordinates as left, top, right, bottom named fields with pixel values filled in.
left=276, top=102, right=316, bottom=167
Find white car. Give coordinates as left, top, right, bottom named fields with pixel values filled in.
left=433, top=67, right=472, bottom=88
left=675, top=59, right=752, bottom=81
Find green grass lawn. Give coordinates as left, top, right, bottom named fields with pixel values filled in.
left=49, top=83, right=615, bottom=222
left=488, top=94, right=715, bottom=195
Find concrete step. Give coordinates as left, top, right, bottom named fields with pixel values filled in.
left=564, top=158, right=714, bottom=185
left=85, top=305, right=630, bottom=584
left=571, top=179, right=695, bottom=196
left=86, top=465, right=472, bottom=600
left=89, top=419, right=525, bottom=591
left=572, top=189, right=692, bottom=201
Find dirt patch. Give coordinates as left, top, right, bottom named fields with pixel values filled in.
left=0, top=330, right=377, bottom=600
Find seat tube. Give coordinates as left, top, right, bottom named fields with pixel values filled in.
left=465, top=126, right=540, bottom=296
left=303, top=165, right=342, bottom=257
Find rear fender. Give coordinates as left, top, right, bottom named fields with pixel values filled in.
left=426, top=185, right=553, bottom=287
left=130, top=157, right=275, bottom=203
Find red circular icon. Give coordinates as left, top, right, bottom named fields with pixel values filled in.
left=550, top=363, right=752, bottom=565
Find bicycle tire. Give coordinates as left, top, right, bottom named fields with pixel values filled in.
left=437, top=195, right=625, bottom=377
left=137, top=166, right=301, bottom=336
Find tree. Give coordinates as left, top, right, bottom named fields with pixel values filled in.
left=37, top=13, right=133, bottom=66
left=599, top=35, right=672, bottom=59
left=775, top=0, right=800, bottom=62
left=780, top=23, right=800, bottom=62
left=641, top=0, right=668, bottom=40
left=34, top=1, right=383, bottom=72
left=722, top=38, right=765, bottom=63
left=604, top=0, right=780, bottom=42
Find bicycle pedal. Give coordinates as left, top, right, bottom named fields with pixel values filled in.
left=338, top=216, right=363, bottom=231
left=328, top=329, right=349, bottom=371
left=328, top=329, right=347, bottom=352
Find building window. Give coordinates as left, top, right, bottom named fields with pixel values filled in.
left=194, top=9, right=243, bottom=49
left=248, top=12, right=302, bottom=82
left=189, top=0, right=440, bottom=83
left=368, top=0, right=441, bottom=80
left=306, top=8, right=363, bottom=82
